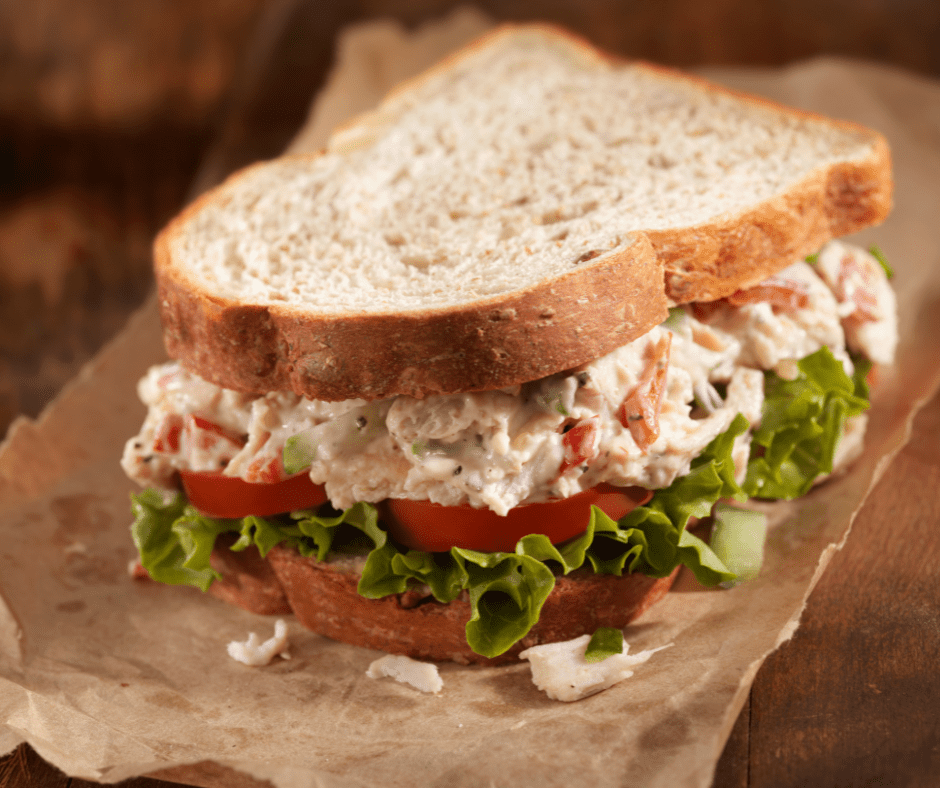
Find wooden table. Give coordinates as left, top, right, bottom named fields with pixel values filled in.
left=1, top=2, right=938, bottom=785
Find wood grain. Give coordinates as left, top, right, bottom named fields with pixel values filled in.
left=356, top=0, right=940, bottom=76
left=749, top=396, right=940, bottom=786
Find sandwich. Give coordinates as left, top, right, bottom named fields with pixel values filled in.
left=122, top=25, right=898, bottom=665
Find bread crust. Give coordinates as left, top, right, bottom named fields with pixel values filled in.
left=654, top=143, right=892, bottom=303
left=171, top=529, right=677, bottom=664
left=206, top=534, right=291, bottom=615
left=155, top=24, right=892, bottom=401
left=158, top=229, right=668, bottom=400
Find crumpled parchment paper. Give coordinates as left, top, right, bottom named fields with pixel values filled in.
left=1, top=9, right=939, bottom=788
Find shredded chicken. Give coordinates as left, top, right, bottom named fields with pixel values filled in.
left=122, top=242, right=896, bottom=515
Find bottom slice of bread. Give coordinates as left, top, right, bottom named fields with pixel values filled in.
left=207, top=539, right=678, bottom=665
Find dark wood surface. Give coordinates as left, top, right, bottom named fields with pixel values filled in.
left=1, top=1, right=938, bottom=786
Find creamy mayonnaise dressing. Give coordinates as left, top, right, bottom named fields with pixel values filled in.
left=813, top=240, right=899, bottom=365
left=122, top=242, right=896, bottom=514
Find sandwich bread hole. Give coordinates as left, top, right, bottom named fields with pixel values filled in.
left=648, top=153, right=676, bottom=169
left=574, top=250, right=603, bottom=265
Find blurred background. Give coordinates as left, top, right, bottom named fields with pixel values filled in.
left=1, top=0, right=938, bottom=439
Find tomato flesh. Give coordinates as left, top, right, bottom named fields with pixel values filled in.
left=180, top=469, right=651, bottom=554
left=383, top=484, right=652, bottom=553
left=180, top=470, right=327, bottom=519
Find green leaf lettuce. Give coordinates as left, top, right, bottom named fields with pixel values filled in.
left=743, top=347, right=869, bottom=499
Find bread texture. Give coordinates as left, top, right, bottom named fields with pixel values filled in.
left=156, top=24, right=891, bottom=401
left=206, top=533, right=291, bottom=615
left=204, top=540, right=677, bottom=665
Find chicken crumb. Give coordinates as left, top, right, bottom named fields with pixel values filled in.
left=520, top=634, right=672, bottom=702
left=366, top=654, right=443, bottom=694
left=227, top=619, right=291, bottom=666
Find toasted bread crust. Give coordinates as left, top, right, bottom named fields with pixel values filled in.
left=655, top=143, right=892, bottom=303
left=155, top=25, right=892, bottom=401
left=157, top=138, right=890, bottom=400
left=198, top=526, right=677, bottom=664
left=157, top=230, right=668, bottom=400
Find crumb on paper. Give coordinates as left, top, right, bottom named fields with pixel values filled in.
left=227, top=619, right=291, bottom=666
left=366, top=655, right=443, bottom=694
left=64, top=541, right=88, bottom=555
left=519, top=634, right=673, bottom=702
left=128, top=558, right=149, bottom=579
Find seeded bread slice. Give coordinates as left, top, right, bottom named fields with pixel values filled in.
left=156, top=24, right=891, bottom=401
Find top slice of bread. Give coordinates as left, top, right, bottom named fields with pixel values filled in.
left=156, top=24, right=891, bottom=402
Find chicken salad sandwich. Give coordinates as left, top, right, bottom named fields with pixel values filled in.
left=123, top=25, right=897, bottom=664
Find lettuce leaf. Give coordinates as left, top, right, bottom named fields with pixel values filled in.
left=585, top=627, right=624, bottom=662
left=131, top=489, right=227, bottom=591
left=583, top=413, right=746, bottom=586
left=710, top=502, right=768, bottom=586
left=743, top=347, right=869, bottom=499
left=851, top=353, right=873, bottom=401
left=868, top=244, right=894, bottom=279
left=356, top=536, right=578, bottom=657
left=131, top=495, right=385, bottom=590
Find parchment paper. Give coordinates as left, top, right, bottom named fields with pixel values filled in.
left=2, top=10, right=940, bottom=788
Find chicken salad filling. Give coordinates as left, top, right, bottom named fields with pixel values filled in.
left=123, top=241, right=897, bottom=515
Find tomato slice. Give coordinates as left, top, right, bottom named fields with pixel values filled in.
left=180, top=470, right=327, bottom=519
left=383, top=484, right=652, bottom=553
